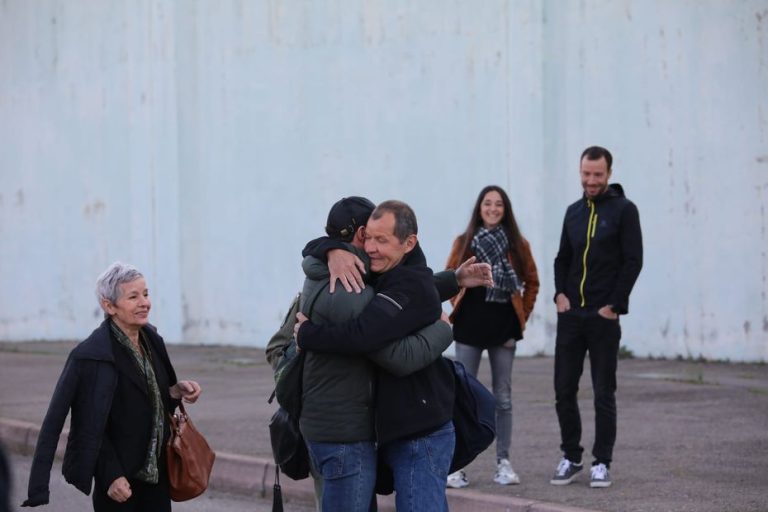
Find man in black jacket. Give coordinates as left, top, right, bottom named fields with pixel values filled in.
left=550, top=146, right=643, bottom=489
left=296, top=200, right=457, bottom=512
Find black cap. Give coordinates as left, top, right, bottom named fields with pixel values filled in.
left=325, top=196, right=376, bottom=241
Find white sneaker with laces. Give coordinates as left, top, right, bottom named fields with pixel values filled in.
left=590, top=463, right=612, bottom=488
left=446, top=470, right=469, bottom=489
left=493, top=458, right=521, bottom=485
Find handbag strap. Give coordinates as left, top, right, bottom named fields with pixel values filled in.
left=169, top=397, right=189, bottom=423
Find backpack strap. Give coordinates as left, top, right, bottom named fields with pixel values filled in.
left=300, top=280, right=329, bottom=319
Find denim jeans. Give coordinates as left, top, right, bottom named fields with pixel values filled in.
left=454, top=342, right=516, bottom=461
left=379, top=421, right=455, bottom=512
left=306, top=440, right=377, bottom=512
left=554, top=309, right=621, bottom=466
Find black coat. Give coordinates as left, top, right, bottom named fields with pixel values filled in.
left=24, top=320, right=178, bottom=506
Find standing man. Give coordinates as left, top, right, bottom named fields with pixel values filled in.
left=550, top=146, right=643, bottom=488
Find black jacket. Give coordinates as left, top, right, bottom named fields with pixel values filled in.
left=298, top=241, right=455, bottom=444
left=554, top=184, right=643, bottom=314
left=24, top=320, right=178, bottom=506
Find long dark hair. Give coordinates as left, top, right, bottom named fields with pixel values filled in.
left=456, top=185, right=525, bottom=273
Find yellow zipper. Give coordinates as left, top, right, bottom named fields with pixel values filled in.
left=579, top=200, right=597, bottom=306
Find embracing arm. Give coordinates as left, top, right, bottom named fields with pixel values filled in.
left=303, top=237, right=367, bottom=293
left=297, top=266, right=442, bottom=354
left=433, top=271, right=459, bottom=301
left=297, top=294, right=434, bottom=354
left=366, top=318, right=453, bottom=377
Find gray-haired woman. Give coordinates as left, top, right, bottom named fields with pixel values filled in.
left=22, top=262, right=202, bottom=511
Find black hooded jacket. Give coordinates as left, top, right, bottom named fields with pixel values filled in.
left=554, top=183, right=643, bottom=314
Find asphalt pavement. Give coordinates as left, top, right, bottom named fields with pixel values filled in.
left=1, top=341, right=766, bottom=512
left=5, top=451, right=316, bottom=512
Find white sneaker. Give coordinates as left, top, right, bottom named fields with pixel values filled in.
left=493, top=458, right=521, bottom=485
left=590, top=463, right=612, bottom=488
left=446, top=470, right=469, bottom=488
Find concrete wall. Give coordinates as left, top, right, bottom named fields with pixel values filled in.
left=1, top=0, right=766, bottom=361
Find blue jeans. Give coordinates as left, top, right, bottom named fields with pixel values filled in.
left=306, top=440, right=377, bottom=512
left=379, top=421, right=455, bottom=512
left=455, top=342, right=516, bottom=461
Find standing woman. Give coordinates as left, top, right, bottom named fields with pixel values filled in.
left=23, top=262, right=202, bottom=511
left=445, top=185, right=539, bottom=488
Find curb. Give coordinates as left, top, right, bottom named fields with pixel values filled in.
left=0, top=417, right=599, bottom=512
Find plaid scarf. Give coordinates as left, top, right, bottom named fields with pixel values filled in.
left=471, top=226, right=520, bottom=303
left=110, top=321, right=165, bottom=484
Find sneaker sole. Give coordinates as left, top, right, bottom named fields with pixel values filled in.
left=494, top=477, right=521, bottom=485
left=549, top=473, right=581, bottom=485
left=590, top=480, right=612, bottom=488
left=446, top=481, right=469, bottom=489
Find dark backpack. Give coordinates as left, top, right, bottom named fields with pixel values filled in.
left=268, top=406, right=310, bottom=481
left=272, top=340, right=304, bottom=420
left=267, top=284, right=327, bottom=481
left=448, top=358, right=496, bottom=472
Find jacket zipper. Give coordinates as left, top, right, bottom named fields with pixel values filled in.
left=579, top=200, right=598, bottom=307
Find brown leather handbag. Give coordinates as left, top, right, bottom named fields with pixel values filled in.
left=166, top=403, right=216, bottom=501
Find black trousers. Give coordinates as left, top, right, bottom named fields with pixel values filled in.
left=554, top=309, right=621, bottom=467
left=92, top=464, right=171, bottom=512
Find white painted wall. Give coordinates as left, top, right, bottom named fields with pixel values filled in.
left=1, top=1, right=766, bottom=361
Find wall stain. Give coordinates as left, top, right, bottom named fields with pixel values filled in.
left=743, top=320, right=751, bottom=336
left=659, top=27, right=668, bottom=80
left=15, top=189, right=24, bottom=207
left=83, top=200, right=106, bottom=217
left=645, top=100, right=651, bottom=128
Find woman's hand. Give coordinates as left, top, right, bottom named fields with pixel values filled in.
left=170, top=380, right=202, bottom=403
left=107, top=476, right=132, bottom=502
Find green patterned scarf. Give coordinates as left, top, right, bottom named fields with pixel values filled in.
left=110, top=321, right=165, bottom=484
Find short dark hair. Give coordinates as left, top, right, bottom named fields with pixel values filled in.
left=370, top=200, right=417, bottom=242
left=581, top=146, right=613, bottom=170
